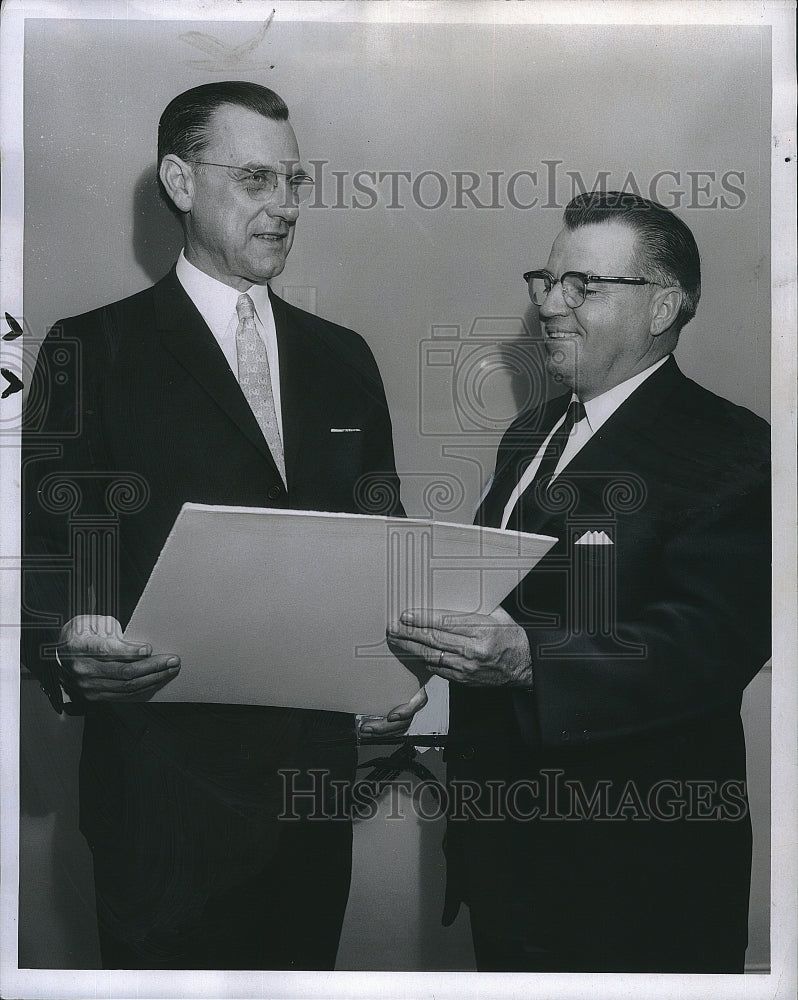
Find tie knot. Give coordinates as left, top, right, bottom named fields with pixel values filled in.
left=565, top=397, right=586, bottom=431
left=559, top=398, right=586, bottom=438
left=236, top=292, right=256, bottom=323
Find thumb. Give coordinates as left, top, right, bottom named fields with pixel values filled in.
left=387, top=685, right=429, bottom=721
left=60, top=615, right=151, bottom=658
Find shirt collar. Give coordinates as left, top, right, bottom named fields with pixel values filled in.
left=176, top=250, right=272, bottom=328
left=580, top=355, right=670, bottom=434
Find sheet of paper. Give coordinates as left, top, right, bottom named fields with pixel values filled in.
left=125, top=504, right=557, bottom=715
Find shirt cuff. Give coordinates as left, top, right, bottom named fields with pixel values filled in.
left=53, top=646, right=73, bottom=704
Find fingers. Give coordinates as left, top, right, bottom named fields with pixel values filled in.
left=397, top=608, right=485, bottom=638
left=386, top=635, right=461, bottom=684
left=386, top=634, right=437, bottom=666
left=387, top=630, right=528, bottom=688
left=57, top=616, right=180, bottom=701
left=387, top=612, right=479, bottom=658
left=66, top=653, right=181, bottom=701
left=359, top=715, right=411, bottom=737
left=358, top=686, right=428, bottom=737
left=71, top=652, right=179, bottom=684
left=59, top=614, right=152, bottom=661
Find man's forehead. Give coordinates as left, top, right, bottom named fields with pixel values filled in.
left=205, top=104, right=300, bottom=164
left=547, top=221, right=639, bottom=272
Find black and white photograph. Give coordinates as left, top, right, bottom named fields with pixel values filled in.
left=0, top=1, right=795, bottom=998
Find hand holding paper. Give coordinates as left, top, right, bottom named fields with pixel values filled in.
left=58, top=614, right=181, bottom=701
left=126, top=505, right=556, bottom=714
left=387, top=605, right=533, bottom=689
left=358, top=685, right=429, bottom=737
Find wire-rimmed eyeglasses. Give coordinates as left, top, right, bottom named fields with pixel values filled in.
left=523, top=269, right=662, bottom=309
left=190, top=161, right=315, bottom=204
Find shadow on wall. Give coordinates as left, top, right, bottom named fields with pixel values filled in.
left=132, top=167, right=184, bottom=284
left=491, top=305, right=563, bottom=423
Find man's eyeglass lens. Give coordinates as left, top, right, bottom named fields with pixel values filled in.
left=527, top=272, right=588, bottom=308
left=242, top=169, right=314, bottom=204
left=193, top=161, right=314, bottom=203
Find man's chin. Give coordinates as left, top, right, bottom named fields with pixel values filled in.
left=544, top=352, right=577, bottom=389
left=246, top=255, right=288, bottom=284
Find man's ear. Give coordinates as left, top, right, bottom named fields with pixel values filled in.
left=159, top=155, right=195, bottom=214
left=650, top=287, right=682, bottom=337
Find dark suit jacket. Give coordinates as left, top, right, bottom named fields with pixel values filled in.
left=21, top=268, right=403, bottom=939
left=445, top=357, right=770, bottom=971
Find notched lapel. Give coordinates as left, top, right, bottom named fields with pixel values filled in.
left=486, top=394, right=571, bottom=533
left=154, top=273, right=279, bottom=472
left=271, top=293, right=332, bottom=482
left=492, top=361, right=681, bottom=535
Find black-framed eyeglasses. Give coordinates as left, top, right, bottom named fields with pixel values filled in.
left=190, top=161, right=315, bottom=204
left=523, top=269, right=662, bottom=309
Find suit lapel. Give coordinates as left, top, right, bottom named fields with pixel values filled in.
left=154, top=270, right=281, bottom=475
left=494, top=357, right=685, bottom=535
left=558, top=355, right=684, bottom=484
left=479, top=393, right=571, bottom=530
left=270, top=291, right=333, bottom=485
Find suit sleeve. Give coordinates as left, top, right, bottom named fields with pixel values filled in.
left=510, top=453, right=771, bottom=749
left=339, top=328, right=405, bottom=519
left=361, top=350, right=405, bottom=519
left=21, top=318, right=107, bottom=712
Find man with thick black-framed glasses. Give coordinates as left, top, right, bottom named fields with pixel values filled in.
left=389, top=191, right=770, bottom=972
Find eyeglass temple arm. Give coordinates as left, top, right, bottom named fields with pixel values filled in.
left=522, top=271, right=652, bottom=286
left=585, top=275, right=649, bottom=285
left=193, top=161, right=312, bottom=182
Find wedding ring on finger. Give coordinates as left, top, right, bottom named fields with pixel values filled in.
left=437, top=649, right=445, bottom=670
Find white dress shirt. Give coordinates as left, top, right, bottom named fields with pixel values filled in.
left=175, top=250, right=284, bottom=440
left=499, top=356, right=670, bottom=530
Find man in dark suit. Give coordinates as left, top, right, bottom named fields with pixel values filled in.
left=22, top=81, right=424, bottom=970
left=388, top=192, right=770, bottom=973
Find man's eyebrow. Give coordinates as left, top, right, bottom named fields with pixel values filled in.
left=239, top=161, right=309, bottom=177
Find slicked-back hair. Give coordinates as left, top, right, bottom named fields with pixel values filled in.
left=157, top=81, right=289, bottom=167
left=563, top=191, right=701, bottom=333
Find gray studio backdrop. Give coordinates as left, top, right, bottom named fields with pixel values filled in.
left=19, top=17, right=771, bottom=970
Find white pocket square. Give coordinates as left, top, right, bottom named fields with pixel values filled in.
left=575, top=530, right=613, bottom=546
left=330, top=427, right=361, bottom=433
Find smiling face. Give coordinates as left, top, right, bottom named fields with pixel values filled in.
left=181, top=104, right=301, bottom=290
left=538, top=221, right=673, bottom=401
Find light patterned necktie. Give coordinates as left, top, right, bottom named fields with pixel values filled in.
left=235, top=292, right=286, bottom=484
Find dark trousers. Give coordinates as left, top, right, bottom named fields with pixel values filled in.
left=83, top=704, right=356, bottom=971
left=96, top=811, right=353, bottom=970
left=449, top=712, right=753, bottom=974
left=470, top=911, right=747, bottom=973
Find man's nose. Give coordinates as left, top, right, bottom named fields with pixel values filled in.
left=538, top=279, right=570, bottom=318
left=264, top=181, right=300, bottom=222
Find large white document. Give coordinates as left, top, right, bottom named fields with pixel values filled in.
left=126, top=504, right=557, bottom=715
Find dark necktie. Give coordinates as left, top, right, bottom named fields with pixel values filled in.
left=531, top=397, right=587, bottom=492
left=497, top=397, right=587, bottom=532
